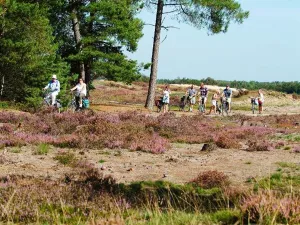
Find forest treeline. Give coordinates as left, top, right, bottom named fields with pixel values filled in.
left=157, top=77, right=300, bottom=94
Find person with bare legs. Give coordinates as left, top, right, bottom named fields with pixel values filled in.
left=186, top=85, right=196, bottom=112
left=209, top=90, right=220, bottom=114
left=198, top=82, right=208, bottom=113
left=43, top=74, right=60, bottom=106
left=162, top=85, right=171, bottom=113
left=258, top=89, right=264, bottom=114
left=222, top=85, right=232, bottom=113
left=70, top=78, right=87, bottom=110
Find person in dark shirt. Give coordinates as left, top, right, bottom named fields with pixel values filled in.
left=198, top=82, right=208, bottom=112
left=222, top=85, right=232, bottom=112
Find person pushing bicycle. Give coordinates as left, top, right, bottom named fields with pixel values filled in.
left=221, top=85, right=232, bottom=112
left=42, top=74, right=60, bottom=106
left=198, top=82, right=208, bottom=113
left=186, top=85, right=196, bottom=112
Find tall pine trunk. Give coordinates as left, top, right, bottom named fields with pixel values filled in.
left=71, top=4, right=85, bottom=81
left=145, top=0, right=163, bottom=110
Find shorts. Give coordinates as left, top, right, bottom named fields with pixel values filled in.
left=212, top=100, right=217, bottom=106
left=258, top=100, right=263, bottom=106
left=189, top=96, right=196, bottom=104
left=226, top=98, right=231, bottom=103
left=200, top=96, right=207, bottom=103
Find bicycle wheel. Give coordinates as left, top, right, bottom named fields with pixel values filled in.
left=157, top=103, right=162, bottom=113
left=185, top=101, right=191, bottom=112
left=67, top=101, right=77, bottom=112
left=198, top=103, right=204, bottom=113
left=222, top=102, right=228, bottom=116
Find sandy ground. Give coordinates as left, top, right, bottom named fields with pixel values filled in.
left=1, top=143, right=299, bottom=187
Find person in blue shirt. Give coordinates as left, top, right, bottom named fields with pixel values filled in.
left=43, top=74, right=60, bottom=105
left=186, top=85, right=196, bottom=112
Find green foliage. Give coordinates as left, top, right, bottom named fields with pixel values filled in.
left=158, top=77, right=300, bottom=94
left=211, top=209, right=241, bottom=224
left=175, top=0, right=249, bottom=34
left=35, top=143, right=50, bottom=155
left=256, top=173, right=300, bottom=194
left=45, top=0, right=144, bottom=84
left=9, top=147, right=21, bottom=153
left=54, top=151, right=76, bottom=165
left=0, top=0, right=69, bottom=105
left=0, top=101, right=9, bottom=109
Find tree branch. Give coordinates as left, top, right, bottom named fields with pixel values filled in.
left=162, top=9, right=180, bottom=14
left=144, top=23, right=179, bottom=30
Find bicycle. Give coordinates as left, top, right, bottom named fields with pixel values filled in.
left=67, top=94, right=77, bottom=112
left=155, top=97, right=163, bottom=113
left=221, top=97, right=229, bottom=116
left=179, top=95, right=186, bottom=111
left=43, top=91, right=62, bottom=113
left=67, top=92, right=90, bottom=112
left=215, top=100, right=222, bottom=114
left=184, top=95, right=196, bottom=112
left=250, top=97, right=258, bottom=114
left=198, top=96, right=206, bottom=113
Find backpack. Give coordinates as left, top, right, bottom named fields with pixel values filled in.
left=82, top=98, right=89, bottom=108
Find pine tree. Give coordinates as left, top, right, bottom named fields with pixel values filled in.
left=44, top=0, right=144, bottom=85
left=144, top=0, right=249, bottom=109
left=0, top=0, right=68, bottom=108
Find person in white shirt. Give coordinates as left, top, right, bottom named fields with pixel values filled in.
left=43, top=74, right=60, bottom=105
left=258, top=89, right=264, bottom=114
left=162, top=85, right=170, bottom=113
left=70, top=78, right=87, bottom=109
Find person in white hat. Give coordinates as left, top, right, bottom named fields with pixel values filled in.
left=43, top=74, right=60, bottom=105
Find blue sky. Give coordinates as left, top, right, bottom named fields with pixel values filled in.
left=127, top=0, right=300, bottom=82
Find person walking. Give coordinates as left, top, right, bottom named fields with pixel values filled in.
left=222, top=85, right=232, bottom=112
left=162, top=85, right=171, bottom=113
left=258, top=89, right=264, bottom=114
left=209, top=90, right=220, bottom=114
left=198, top=82, right=209, bottom=113
left=43, top=74, right=60, bottom=106
left=186, top=85, right=196, bottom=112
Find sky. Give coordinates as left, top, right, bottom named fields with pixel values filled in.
left=127, top=0, right=300, bottom=82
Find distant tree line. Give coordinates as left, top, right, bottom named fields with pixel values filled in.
left=157, top=77, right=300, bottom=94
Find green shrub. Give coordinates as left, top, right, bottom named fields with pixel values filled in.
left=212, top=210, right=241, bottom=224
left=54, top=151, right=75, bottom=165
left=35, top=143, right=50, bottom=155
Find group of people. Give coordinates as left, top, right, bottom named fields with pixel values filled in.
left=161, top=83, right=265, bottom=114
left=43, top=74, right=87, bottom=110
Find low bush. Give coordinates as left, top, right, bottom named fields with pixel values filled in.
left=34, top=143, right=50, bottom=155
left=0, top=111, right=294, bottom=153
left=190, top=170, right=229, bottom=189
left=54, top=151, right=76, bottom=165
left=247, top=140, right=274, bottom=151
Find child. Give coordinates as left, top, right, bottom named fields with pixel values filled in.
left=162, top=86, right=171, bottom=113
left=209, top=90, right=220, bottom=114
left=258, top=89, right=264, bottom=114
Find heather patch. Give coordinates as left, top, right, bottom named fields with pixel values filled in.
left=1, top=111, right=297, bottom=153
left=190, top=170, right=230, bottom=189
